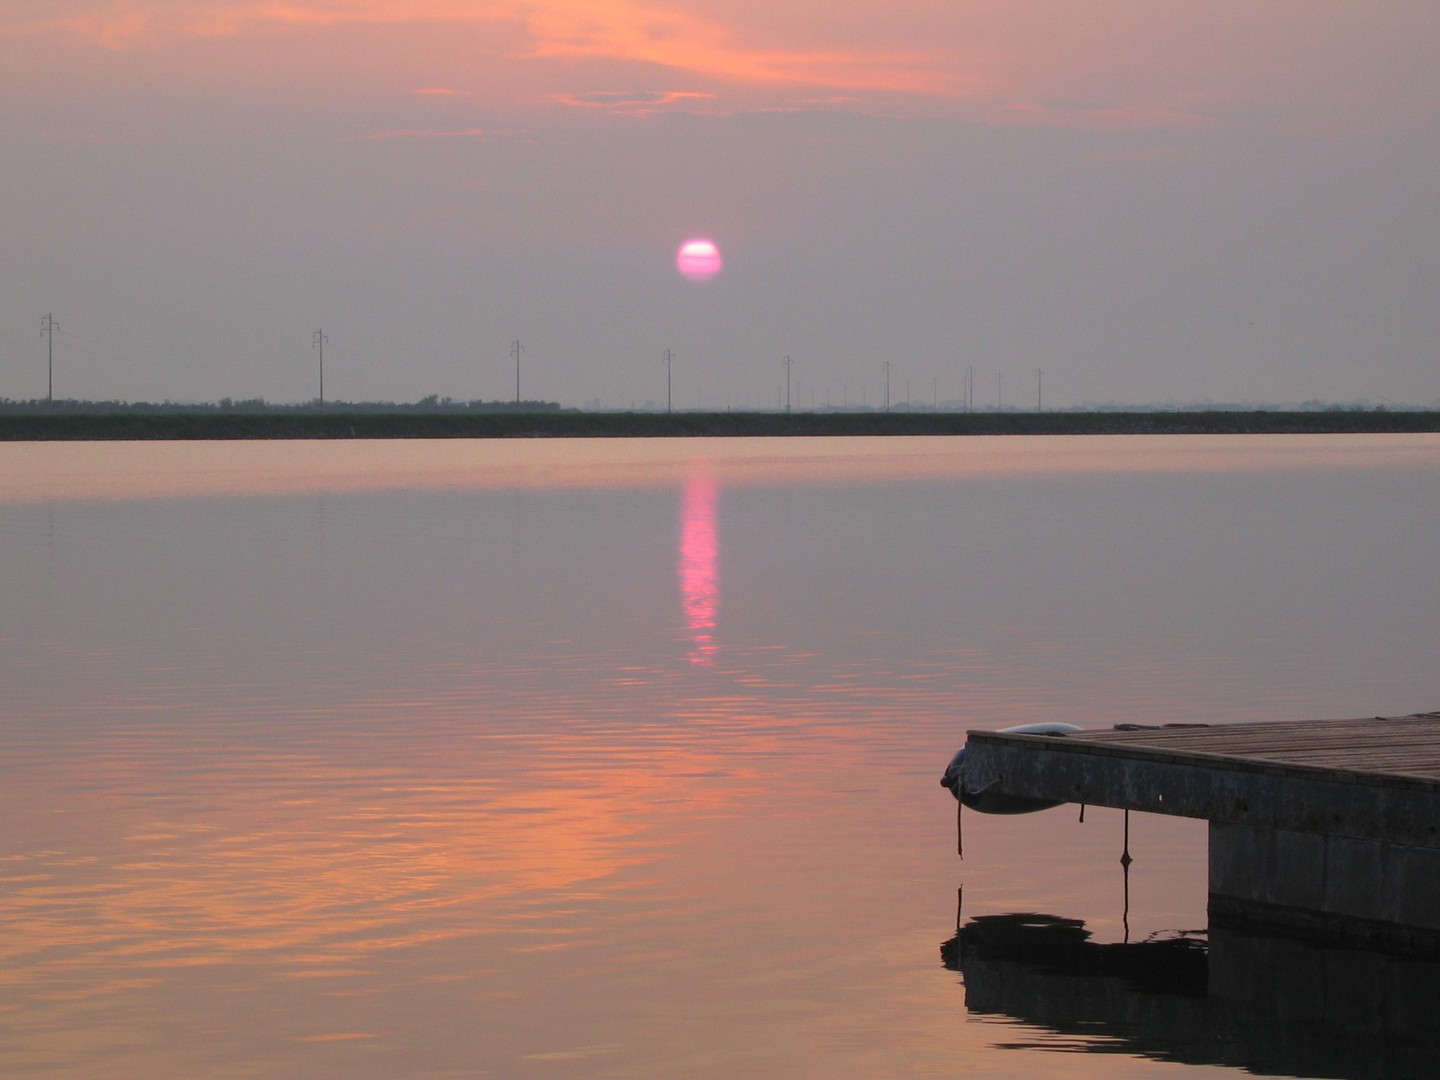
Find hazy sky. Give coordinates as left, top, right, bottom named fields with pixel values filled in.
left=3, top=2, right=1437, bottom=408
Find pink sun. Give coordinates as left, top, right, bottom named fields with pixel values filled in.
left=677, top=238, right=722, bottom=282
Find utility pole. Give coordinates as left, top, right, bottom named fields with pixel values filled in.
left=41, top=313, right=58, bottom=403
left=884, top=360, right=891, bottom=413
left=312, top=329, right=328, bottom=405
left=512, top=339, right=524, bottom=404
left=967, top=365, right=974, bottom=412
left=665, top=348, right=673, bottom=413
left=997, top=372, right=1003, bottom=410
left=1036, top=368, right=1043, bottom=412
left=783, top=355, right=793, bottom=413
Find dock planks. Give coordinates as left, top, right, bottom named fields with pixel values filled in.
left=1058, top=713, right=1440, bottom=786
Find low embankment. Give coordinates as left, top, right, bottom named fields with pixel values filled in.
left=2, top=410, right=1438, bottom=440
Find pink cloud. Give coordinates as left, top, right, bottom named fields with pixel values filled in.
left=6, top=1, right=1396, bottom=133
left=550, top=89, right=715, bottom=111
left=4, top=2, right=968, bottom=98
left=521, top=1, right=968, bottom=96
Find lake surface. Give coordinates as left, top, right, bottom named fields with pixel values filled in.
left=2, top=434, right=1439, bottom=1079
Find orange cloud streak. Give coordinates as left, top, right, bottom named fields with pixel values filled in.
left=7, top=4, right=1416, bottom=133
left=5, top=1, right=966, bottom=96
left=521, top=0, right=965, bottom=95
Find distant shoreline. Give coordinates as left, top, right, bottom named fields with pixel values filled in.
left=2, top=410, right=1438, bottom=441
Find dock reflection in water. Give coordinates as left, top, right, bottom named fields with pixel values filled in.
left=946, top=912, right=1440, bottom=1079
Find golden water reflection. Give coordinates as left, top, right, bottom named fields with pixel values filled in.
left=0, top=707, right=774, bottom=1074
left=3, top=433, right=1439, bottom=504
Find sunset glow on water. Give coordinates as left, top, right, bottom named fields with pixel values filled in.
left=3, top=436, right=1439, bottom=1078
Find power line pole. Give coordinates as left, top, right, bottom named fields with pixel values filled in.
left=512, top=339, right=524, bottom=404
left=41, top=313, right=58, bottom=403
left=312, top=330, right=327, bottom=405
left=997, top=372, right=1003, bottom=410
left=665, top=348, right=673, bottom=413
left=967, top=365, right=974, bottom=412
left=783, top=355, right=793, bottom=413
left=1036, top=368, right=1043, bottom=412
left=884, top=360, right=891, bottom=413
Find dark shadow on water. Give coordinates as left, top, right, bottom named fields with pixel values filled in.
left=944, top=912, right=1440, bottom=1079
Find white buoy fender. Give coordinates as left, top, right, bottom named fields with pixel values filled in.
left=940, top=722, right=1083, bottom=812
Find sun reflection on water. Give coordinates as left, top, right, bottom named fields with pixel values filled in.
left=680, top=474, right=719, bottom=666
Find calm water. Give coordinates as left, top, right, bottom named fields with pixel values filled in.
left=2, top=434, right=1438, bottom=1079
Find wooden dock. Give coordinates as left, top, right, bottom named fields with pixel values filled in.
left=956, top=713, right=1440, bottom=953
left=1062, top=713, right=1440, bottom=781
